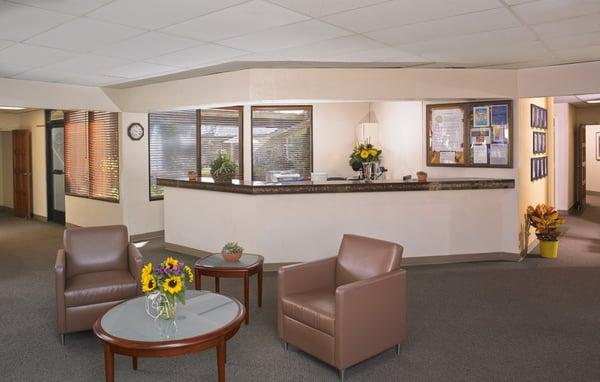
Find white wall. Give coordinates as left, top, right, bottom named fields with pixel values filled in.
left=19, top=110, right=47, bottom=218
left=120, top=113, right=164, bottom=235
left=312, top=102, right=369, bottom=177
left=65, top=196, right=122, bottom=227
left=553, top=103, right=576, bottom=210
left=0, top=131, right=13, bottom=208
left=586, top=125, right=600, bottom=193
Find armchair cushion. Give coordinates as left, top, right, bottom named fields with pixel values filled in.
left=336, top=234, right=403, bottom=286
left=64, top=225, right=129, bottom=279
left=64, top=270, right=137, bottom=308
left=282, top=289, right=335, bottom=336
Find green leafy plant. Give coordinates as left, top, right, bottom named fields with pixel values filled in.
left=526, top=204, right=565, bottom=241
left=210, top=153, right=238, bottom=182
left=222, top=242, right=244, bottom=254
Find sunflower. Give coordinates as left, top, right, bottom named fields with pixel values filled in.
left=141, top=262, right=153, bottom=279
left=360, top=150, right=369, bottom=159
left=184, top=265, right=194, bottom=283
left=163, top=276, right=183, bottom=294
left=142, top=275, right=157, bottom=293
left=163, top=256, right=179, bottom=270
left=368, top=149, right=378, bottom=157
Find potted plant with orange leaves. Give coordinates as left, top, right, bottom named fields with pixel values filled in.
left=526, top=204, right=565, bottom=258
left=141, top=256, right=194, bottom=319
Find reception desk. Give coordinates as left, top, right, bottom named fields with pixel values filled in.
left=158, top=178, right=519, bottom=265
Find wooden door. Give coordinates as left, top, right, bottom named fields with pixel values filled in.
left=574, top=124, right=586, bottom=211
left=12, top=130, right=32, bottom=218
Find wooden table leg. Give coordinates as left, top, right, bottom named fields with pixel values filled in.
left=195, top=269, right=201, bottom=290
left=103, top=343, right=114, bottom=382
left=215, top=277, right=220, bottom=293
left=243, top=272, right=249, bottom=325
left=257, top=267, right=263, bottom=308
left=217, top=338, right=226, bottom=382
left=132, top=356, right=138, bottom=370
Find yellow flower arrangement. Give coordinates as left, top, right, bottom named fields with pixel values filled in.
left=349, top=143, right=383, bottom=169
left=140, top=257, right=194, bottom=319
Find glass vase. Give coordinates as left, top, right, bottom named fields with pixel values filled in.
left=362, top=161, right=377, bottom=181
left=145, top=291, right=177, bottom=320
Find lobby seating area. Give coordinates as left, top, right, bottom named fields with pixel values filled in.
left=2, top=197, right=600, bottom=381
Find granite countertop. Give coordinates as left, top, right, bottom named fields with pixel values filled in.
left=157, top=177, right=515, bottom=195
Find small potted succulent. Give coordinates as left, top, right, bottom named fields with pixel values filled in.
left=221, top=242, right=244, bottom=262
left=417, top=171, right=428, bottom=182
left=188, top=170, right=198, bottom=181
left=210, top=153, right=238, bottom=183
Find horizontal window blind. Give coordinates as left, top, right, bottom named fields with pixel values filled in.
left=64, top=111, right=90, bottom=198
left=89, top=111, right=119, bottom=201
left=200, top=107, right=243, bottom=179
left=149, top=110, right=197, bottom=200
left=64, top=110, right=119, bottom=202
left=251, top=106, right=312, bottom=181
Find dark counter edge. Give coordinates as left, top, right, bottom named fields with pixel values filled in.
left=157, top=178, right=515, bottom=195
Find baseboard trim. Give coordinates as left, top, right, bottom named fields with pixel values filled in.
left=164, top=242, right=522, bottom=271
left=65, top=222, right=80, bottom=229
left=131, top=230, right=164, bottom=242
left=0, top=206, right=14, bottom=214
left=586, top=190, right=600, bottom=196
left=165, top=242, right=212, bottom=258
left=33, top=214, right=48, bottom=222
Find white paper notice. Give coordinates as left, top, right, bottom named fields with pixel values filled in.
left=440, top=151, right=456, bottom=164
left=490, top=144, right=508, bottom=165
left=473, top=144, right=488, bottom=164
left=431, top=108, right=463, bottom=152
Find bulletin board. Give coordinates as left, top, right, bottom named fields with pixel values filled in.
left=426, top=100, right=513, bottom=168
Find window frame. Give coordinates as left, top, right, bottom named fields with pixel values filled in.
left=64, top=110, right=120, bottom=204
left=250, top=105, right=313, bottom=181
left=197, top=106, right=244, bottom=182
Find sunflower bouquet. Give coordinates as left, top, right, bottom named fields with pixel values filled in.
left=349, top=143, right=382, bottom=170
left=141, top=257, right=194, bottom=319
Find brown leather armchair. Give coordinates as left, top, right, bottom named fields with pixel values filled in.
left=55, top=225, right=143, bottom=344
left=278, top=234, right=405, bottom=380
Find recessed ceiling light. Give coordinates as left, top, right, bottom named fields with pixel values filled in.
left=587, top=99, right=600, bottom=104
left=0, top=106, right=25, bottom=110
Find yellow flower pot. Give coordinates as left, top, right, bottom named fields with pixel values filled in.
left=539, top=240, right=559, bottom=259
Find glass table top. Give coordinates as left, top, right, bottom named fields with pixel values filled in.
left=195, top=254, right=262, bottom=269
left=100, top=290, right=241, bottom=342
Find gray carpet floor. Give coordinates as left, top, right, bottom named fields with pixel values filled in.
left=1, top=196, right=600, bottom=381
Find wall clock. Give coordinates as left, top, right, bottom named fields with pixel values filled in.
left=127, top=122, right=144, bottom=141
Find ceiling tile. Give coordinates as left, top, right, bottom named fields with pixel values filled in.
left=12, top=68, right=74, bottom=82
left=0, top=39, right=14, bottom=50
left=367, top=8, right=520, bottom=46
left=554, top=44, right=600, bottom=61
left=511, top=0, right=600, bottom=25
left=322, top=0, right=503, bottom=33
left=532, top=13, right=600, bottom=40
left=87, top=0, right=248, bottom=30
left=41, top=54, right=130, bottom=75
left=0, top=1, right=74, bottom=41
left=104, top=62, right=178, bottom=78
left=335, top=49, right=425, bottom=63
left=93, top=32, right=200, bottom=61
left=269, top=35, right=389, bottom=60
left=60, top=74, right=126, bottom=86
left=398, top=27, right=542, bottom=59
left=26, top=18, right=144, bottom=53
left=10, top=0, right=112, bottom=15
left=503, top=0, right=536, bottom=4
left=14, top=68, right=124, bottom=86
left=162, top=0, right=308, bottom=42
left=0, top=44, right=75, bottom=66
left=147, top=44, right=246, bottom=68
left=219, top=20, right=350, bottom=52
left=0, top=63, right=29, bottom=77
left=267, top=0, right=389, bottom=17
left=545, top=31, right=600, bottom=51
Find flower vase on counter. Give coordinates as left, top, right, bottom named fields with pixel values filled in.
left=349, top=142, right=382, bottom=181
left=362, top=162, right=378, bottom=181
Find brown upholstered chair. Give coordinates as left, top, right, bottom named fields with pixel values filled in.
left=278, top=234, right=405, bottom=380
left=55, top=225, right=143, bottom=344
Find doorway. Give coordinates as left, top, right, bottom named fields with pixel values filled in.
left=12, top=129, right=32, bottom=218
left=45, top=110, right=65, bottom=224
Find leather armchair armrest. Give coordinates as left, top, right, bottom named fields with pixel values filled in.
left=278, top=256, right=337, bottom=298
left=335, top=269, right=406, bottom=369
left=127, top=243, right=143, bottom=294
left=55, top=249, right=66, bottom=334
left=278, top=257, right=337, bottom=339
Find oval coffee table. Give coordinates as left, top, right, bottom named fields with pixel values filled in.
left=194, top=254, right=264, bottom=325
left=93, top=290, right=245, bottom=382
